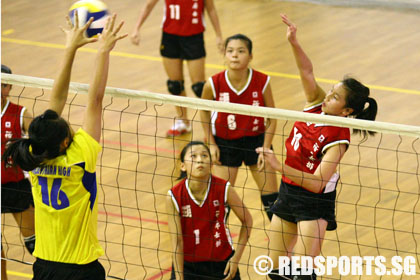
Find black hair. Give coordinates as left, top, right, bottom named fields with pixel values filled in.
left=2, top=109, right=72, bottom=171
left=1, top=64, right=12, bottom=74
left=178, top=141, right=212, bottom=180
left=342, top=77, right=378, bottom=139
left=2, top=64, right=12, bottom=89
left=224, top=34, right=253, bottom=55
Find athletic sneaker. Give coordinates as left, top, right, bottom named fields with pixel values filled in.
left=167, top=119, right=191, bottom=137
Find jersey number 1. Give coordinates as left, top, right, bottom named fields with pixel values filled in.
left=291, top=127, right=302, bottom=151
left=169, top=4, right=180, bottom=20
left=39, top=176, right=70, bottom=210
left=193, top=229, right=200, bottom=245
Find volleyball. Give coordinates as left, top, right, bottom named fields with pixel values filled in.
left=69, top=0, right=109, bottom=38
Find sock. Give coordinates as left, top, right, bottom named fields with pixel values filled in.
left=261, top=192, right=278, bottom=221
left=23, top=235, right=35, bottom=254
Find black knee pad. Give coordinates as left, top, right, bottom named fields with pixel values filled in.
left=191, top=81, right=205, bottom=98
left=167, top=80, right=184, bottom=95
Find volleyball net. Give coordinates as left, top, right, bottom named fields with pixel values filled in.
left=1, top=73, right=419, bottom=279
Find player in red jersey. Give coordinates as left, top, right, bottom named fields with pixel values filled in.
left=1, top=64, right=35, bottom=280
left=167, top=141, right=252, bottom=279
left=131, top=0, right=223, bottom=137
left=256, top=15, right=378, bottom=280
left=201, top=34, right=279, bottom=221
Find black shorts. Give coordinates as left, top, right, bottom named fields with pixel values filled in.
left=271, top=180, right=337, bottom=231
left=160, top=32, right=206, bottom=60
left=215, top=134, right=265, bottom=167
left=33, top=258, right=105, bottom=280
left=1, top=179, right=34, bottom=213
left=170, top=252, right=240, bottom=280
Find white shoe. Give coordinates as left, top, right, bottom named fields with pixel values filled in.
left=167, top=119, right=191, bottom=137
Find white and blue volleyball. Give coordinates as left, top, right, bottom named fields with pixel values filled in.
left=69, top=0, right=109, bottom=38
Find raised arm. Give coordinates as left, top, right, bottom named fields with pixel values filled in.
left=200, top=82, right=221, bottom=165
left=281, top=14, right=325, bottom=107
left=166, top=194, right=184, bottom=280
left=223, top=184, right=253, bottom=280
left=204, top=0, right=223, bottom=52
left=49, top=12, right=97, bottom=115
left=130, top=0, right=160, bottom=45
left=82, top=14, right=127, bottom=142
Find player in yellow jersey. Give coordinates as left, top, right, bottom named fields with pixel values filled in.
left=3, top=12, right=127, bottom=280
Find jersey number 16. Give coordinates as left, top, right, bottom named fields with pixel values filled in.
left=38, top=176, right=70, bottom=210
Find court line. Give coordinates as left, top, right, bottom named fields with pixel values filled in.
left=6, top=270, right=32, bottom=278
left=2, top=37, right=420, bottom=96
left=146, top=267, right=172, bottom=280
left=2, top=29, right=15, bottom=35
left=5, top=268, right=174, bottom=280
left=99, top=210, right=168, bottom=225
left=99, top=209, right=239, bottom=238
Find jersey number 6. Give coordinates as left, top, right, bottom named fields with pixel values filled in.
left=38, top=177, right=70, bottom=210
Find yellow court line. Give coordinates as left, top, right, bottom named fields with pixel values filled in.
left=2, top=37, right=420, bottom=96
left=2, top=29, right=15, bottom=35
left=6, top=270, right=32, bottom=278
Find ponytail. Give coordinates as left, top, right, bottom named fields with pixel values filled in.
left=342, top=77, right=378, bottom=140
left=2, top=138, right=46, bottom=171
left=355, top=97, right=378, bottom=121
left=3, top=109, right=71, bottom=171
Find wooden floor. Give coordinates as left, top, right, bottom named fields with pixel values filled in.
left=2, top=0, right=420, bottom=279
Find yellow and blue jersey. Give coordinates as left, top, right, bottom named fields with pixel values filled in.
left=29, top=128, right=104, bottom=264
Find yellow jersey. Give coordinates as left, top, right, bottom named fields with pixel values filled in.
left=30, top=128, right=104, bottom=264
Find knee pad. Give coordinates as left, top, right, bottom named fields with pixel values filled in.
left=191, top=81, right=205, bottom=98
left=167, top=80, right=184, bottom=95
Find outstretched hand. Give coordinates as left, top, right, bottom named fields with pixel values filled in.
left=280, top=14, right=297, bottom=44
left=61, top=10, right=98, bottom=50
left=255, top=147, right=282, bottom=172
left=98, top=13, right=128, bottom=52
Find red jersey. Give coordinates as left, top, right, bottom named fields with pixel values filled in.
left=1, top=100, right=26, bottom=184
left=169, top=175, right=234, bottom=262
left=162, top=0, right=205, bottom=36
left=283, top=103, right=350, bottom=190
left=209, top=69, right=269, bottom=140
